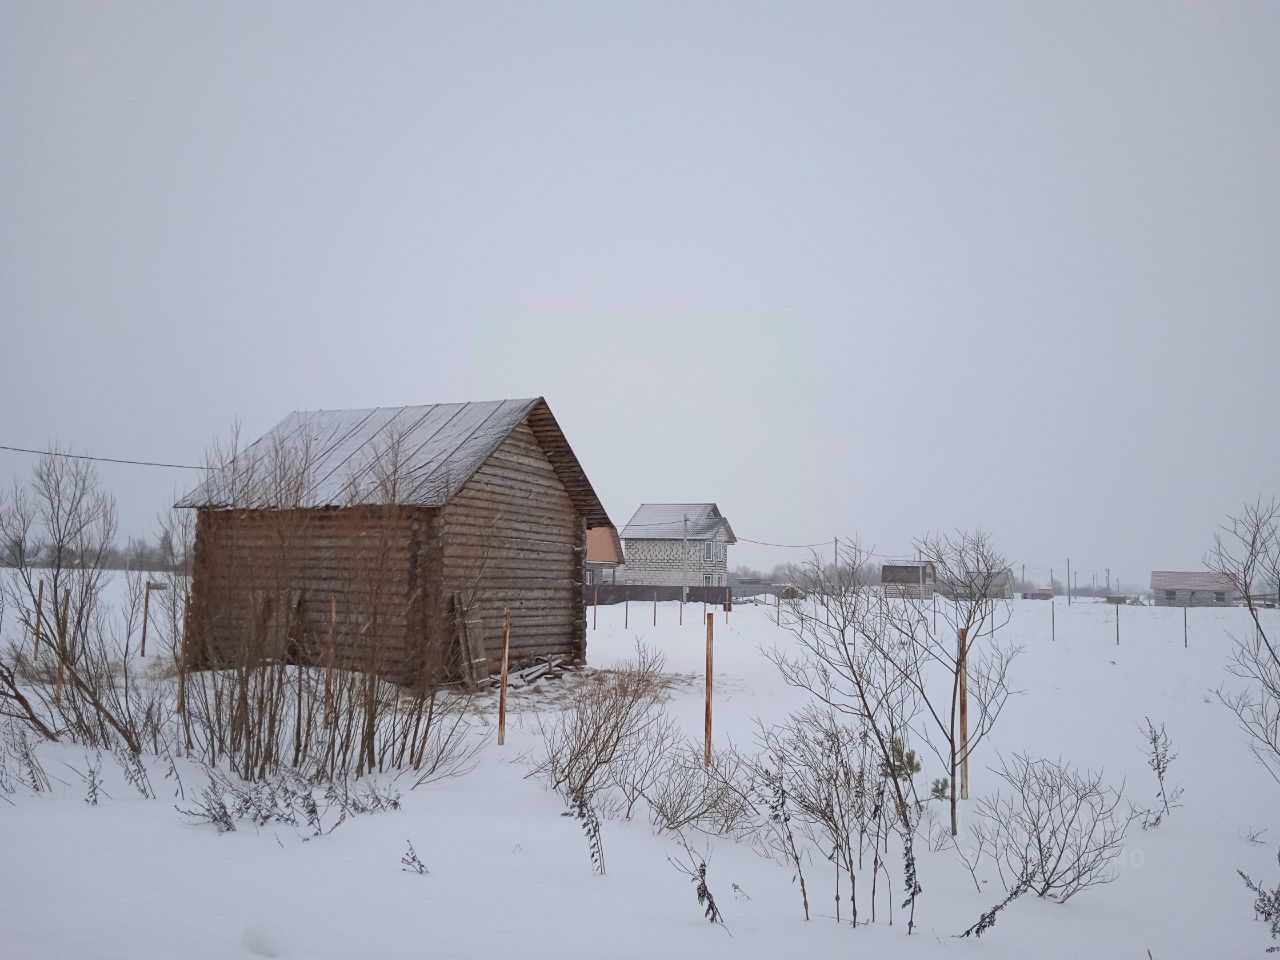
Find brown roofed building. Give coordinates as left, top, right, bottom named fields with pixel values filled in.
left=178, top=397, right=613, bottom=684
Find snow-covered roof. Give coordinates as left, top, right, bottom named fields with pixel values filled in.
left=176, top=397, right=612, bottom=528
left=1149, top=571, right=1237, bottom=592
left=619, top=503, right=735, bottom=542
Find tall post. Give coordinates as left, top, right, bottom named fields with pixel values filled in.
left=653, top=591, right=657, bottom=626
left=1184, top=605, right=1188, bottom=648
left=704, top=612, right=714, bottom=767
left=1115, top=603, right=1120, bottom=645
left=1021, top=564, right=1026, bottom=596
left=624, top=595, right=629, bottom=629
left=1067, top=558, right=1072, bottom=605
left=33, top=578, right=44, bottom=658
left=1051, top=598, right=1056, bottom=642
left=497, top=608, right=512, bottom=746
left=958, top=626, right=969, bottom=800
left=141, top=583, right=152, bottom=658
left=775, top=591, right=780, bottom=626
left=593, top=582, right=598, bottom=630
left=682, top=516, right=689, bottom=608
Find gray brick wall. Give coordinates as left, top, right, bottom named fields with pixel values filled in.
left=621, top=535, right=730, bottom=586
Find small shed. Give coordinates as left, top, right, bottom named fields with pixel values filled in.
left=1150, top=571, right=1239, bottom=607
left=881, top=562, right=936, bottom=599
left=177, top=398, right=614, bottom=685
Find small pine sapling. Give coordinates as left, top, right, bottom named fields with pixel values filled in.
left=401, top=839, right=428, bottom=875
left=1139, top=718, right=1184, bottom=830
left=931, top=777, right=950, bottom=802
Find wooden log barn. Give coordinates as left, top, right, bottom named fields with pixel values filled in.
left=176, top=398, right=615, bottom=686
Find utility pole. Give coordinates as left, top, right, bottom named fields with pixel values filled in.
left=682, top=515, right=689, bottom=607
left=1021, top=564, right=1026, bottom=594
left=1106, top=568, right=1110, bottom=594
left=1067, top=558, right=1072, bottom=605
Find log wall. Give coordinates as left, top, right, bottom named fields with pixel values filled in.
left=189, top=505, right=442, bottom=686
left=440, top=420, right=585, bottom=667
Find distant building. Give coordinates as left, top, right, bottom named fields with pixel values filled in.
left=585, top=526, right=622, bottom=586
left=620, top=503, right=736, bottom=588
left=1150, top=571, right=1239, bottom=607
left=881, top=562, right=936, bottom=599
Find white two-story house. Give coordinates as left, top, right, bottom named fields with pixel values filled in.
left=619, top=503, right=736, bottom=588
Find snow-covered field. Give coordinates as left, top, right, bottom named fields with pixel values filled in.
left=3, top=594, right=1277, bottom=959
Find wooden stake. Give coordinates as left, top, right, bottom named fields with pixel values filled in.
left=33, top=578, right=44, bottom=658
left=705, top=612, right=714, bottom=767
left=593, top=583, right=598, bottom=630
left=624, top=596, right=629, bottom=629
left=679, top=589, right=683, bottom=626
left=775, top=592, right=780, bottom=625
left=653, top=591, right=657, bottom=627
left=141, top=583, right=152, bottom=658
left=55, top=588, right=70, bottom=705
left=958, top=627, right=969, bottom=800
left=1183, top=605, right=1188, bottom=648
left=498, top=607, right=511, bottom=746
left=325, top=596, right=336, bottom=720
left=1115, top=603, right=1119, bottom=645
left=1051, top=599, right=1055, bottom=642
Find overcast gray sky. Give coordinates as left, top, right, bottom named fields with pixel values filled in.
left=2, top=1, right=1277, bottom=589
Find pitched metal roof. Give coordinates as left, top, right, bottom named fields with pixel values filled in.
left=1150, top=571, right=1237, bottom=592
left=176, top=397, right=612, bottom=528
left=619, top=503, right=736, bottom=542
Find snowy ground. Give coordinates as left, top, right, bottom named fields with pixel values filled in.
left=3, top=594, right=1278, bottom=959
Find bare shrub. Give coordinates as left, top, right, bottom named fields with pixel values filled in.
left=974, top=753, right=1133, bottom=904
left=1208, top=498, right=1280, bottom=787
left=531, top=643, right=669, bottom=806
left=0, top=450, right=164, bottom=751
left=642, top=741, right=757, bottom=838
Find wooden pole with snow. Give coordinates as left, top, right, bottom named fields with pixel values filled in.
left=1115, top=603, right=1120, bottom=645
left=705, top=612, right=714, bottom=767
left=32, top=578, right=44, bottom=658
left=1051, top=598, right=1056, bottom=642
left=958, top=626, right=969, bottom=800
left=1184, top=605, right=1188, bottom=648
left=497, top=608, right=511, bottom=746
left=624, top=596, right=628, bottom=629
left=593, top=583, right=598, bottom=630
left=653, top=591, right=657, bottom=626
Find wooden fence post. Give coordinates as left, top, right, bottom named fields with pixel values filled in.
left=33, top=578, right=44, bottom=658
left=624, top=595, right=629, bottom=629
left=1183, top=605, right=1188, bottom=648
left=653, top=591, right=657, bottom=627
left=705, top=612, right=714, bottom=767
left=958, top=626, right=969, bottom=799
left=1115, top=604, right=1119, bottom=646
left=593, top=583, right=598, bottom=631
left=498, top=608, right=512, bottom=746
left=1051, top=599, right=1055, bottom=642
left=55, top=588, right=70, bottom=705
left=141, top=583, right=152, bottom=658
left=775, top=592, right=780, bottom=626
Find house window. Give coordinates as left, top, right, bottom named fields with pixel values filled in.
left=585, top=569, right=594, bottom=586
left=1214, top=591, right=1225, bottom=604
left=704, top=574, right=714, bottom=586
left=704, top=542, right=715, bottom=562
left=1165, top=590, right=1176, bottom=603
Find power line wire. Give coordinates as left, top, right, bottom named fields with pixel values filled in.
left=0, top=444, right=206, bottom=471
